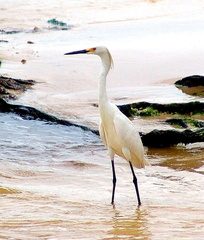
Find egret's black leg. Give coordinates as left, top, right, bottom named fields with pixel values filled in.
left=129, top=161, right=141, bottom=206
left=111, top=160, right=116, bottom=205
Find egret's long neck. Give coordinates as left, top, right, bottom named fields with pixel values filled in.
left=98, top=53, right=111, bottom=107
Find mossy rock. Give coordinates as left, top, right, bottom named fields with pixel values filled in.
left=139, top=106, right=159, bottom=116
left=165, top=118, right=204, bottom=128
left=118, top=101, right=204, bottom=117
left=47, top=18, right=67, bottom=26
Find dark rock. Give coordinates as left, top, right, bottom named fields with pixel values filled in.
left=0, top=99, right=97, bottom=134
left=165, top=118, right=188, bottom=128
left=21, top=59, right=27, bottom=64
left=0, top=98, right=70, bottom=123
left=175, top=75, right=204, bottom=87
left=0, top=85, right=8, bottom=94
left=0, top=75, right=35, bottom=99
left=141, top=128, right=204, bottom=147
left=0, top=40, right=9, bottom=43
left=3, top=30, right=22, bottom=34
left=175, top=75, right=204, bottom=96
left=0, top=76, right=34, bottom=90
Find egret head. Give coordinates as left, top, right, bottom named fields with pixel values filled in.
left=64, top=46, right=113, bottom=68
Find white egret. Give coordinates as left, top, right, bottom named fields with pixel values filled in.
left=65, top=46, right=149, bottom=206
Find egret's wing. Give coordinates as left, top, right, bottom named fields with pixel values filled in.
left=99, top=121, right=107, bottom=147
left=113, top=114, right=142, bottom=149
left=113, top=113, right=147, bottom=167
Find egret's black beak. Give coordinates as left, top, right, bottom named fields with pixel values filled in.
left=64, top=48, right=96, bottom=56
left=64, top=49, right=88, bottom=55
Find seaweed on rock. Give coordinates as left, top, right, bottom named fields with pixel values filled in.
left=118, top=101, right=204, bottom=117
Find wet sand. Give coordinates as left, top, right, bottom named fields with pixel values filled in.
left=1, top=1, right=204, bottom=239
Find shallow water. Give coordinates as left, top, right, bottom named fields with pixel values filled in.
left=0, top=113, right=204, bottom=239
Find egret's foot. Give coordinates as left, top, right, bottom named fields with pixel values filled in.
left=111, top=202, right=115, bottom=209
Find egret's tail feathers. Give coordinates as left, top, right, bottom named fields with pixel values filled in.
left=131, top=156, right=150, bottom=168
left=144, top=157, right=150, bottom=167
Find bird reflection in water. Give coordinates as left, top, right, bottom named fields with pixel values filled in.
left=107, top=208, right=150, bottom=239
